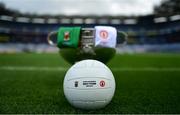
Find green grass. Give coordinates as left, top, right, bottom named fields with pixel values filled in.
left=0, top=53, right=180, bottom=114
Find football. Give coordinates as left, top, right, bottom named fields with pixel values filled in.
left=63, top=60, right=116, bottom=109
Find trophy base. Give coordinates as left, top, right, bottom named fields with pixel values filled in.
left=59, top=47, right=116, bottom=64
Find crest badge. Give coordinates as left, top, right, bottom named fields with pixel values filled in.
left=64, top=31, right=70, bottom=41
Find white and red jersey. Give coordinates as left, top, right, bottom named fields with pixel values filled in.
left=95, top=26, right=117, bottom=48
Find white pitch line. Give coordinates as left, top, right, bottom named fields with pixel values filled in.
left=112, top=67, right=180, bottom=71
left=0, top=66, right=180, bottom=72
left=0, top=66, right=68, bottom=71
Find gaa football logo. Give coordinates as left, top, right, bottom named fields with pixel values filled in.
left=74, top=81, right=78, bottom=87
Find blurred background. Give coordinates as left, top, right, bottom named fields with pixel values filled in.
left=0, top=1, right=180, bottom=114
left=0, top=0, right=179, bottom=53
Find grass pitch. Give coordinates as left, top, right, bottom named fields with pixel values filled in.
left=0, top=53, right=180, bottom=114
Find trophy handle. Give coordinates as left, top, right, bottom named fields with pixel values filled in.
left=47, top=31, right=58, bottom=46
left=117, top=31, right=128, bottom=46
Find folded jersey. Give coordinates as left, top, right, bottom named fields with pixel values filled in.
left=95, top=26, right=117, bottom=48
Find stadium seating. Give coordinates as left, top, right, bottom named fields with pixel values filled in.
left=0, top=15, right=180, bottom=53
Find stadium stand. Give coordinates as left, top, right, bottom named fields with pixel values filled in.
left=0, top=0, right=180, bottom=53
left=0, top=15, right=179, bottom=44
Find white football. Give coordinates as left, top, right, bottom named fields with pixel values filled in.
left=63, top=59, right=115, bottom=109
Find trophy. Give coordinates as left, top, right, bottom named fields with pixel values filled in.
left=47, top=26, right=127, bottom=64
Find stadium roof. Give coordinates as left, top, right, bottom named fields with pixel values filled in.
left=1, top=14, right=180, bottom=24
